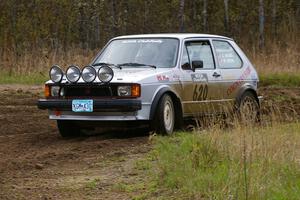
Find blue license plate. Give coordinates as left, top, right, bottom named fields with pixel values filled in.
left=72, top=100, right=93, bottom=112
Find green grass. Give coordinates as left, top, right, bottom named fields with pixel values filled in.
left=259, top=73, right=300, bottom=87
left=85, top=178, right=100, bottom=190
left=147, top=123, right=300, bottom=199
left=0, top=71, right=47, bottom=84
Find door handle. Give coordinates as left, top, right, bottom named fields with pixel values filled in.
left=212, top=72, right=221, bottom=78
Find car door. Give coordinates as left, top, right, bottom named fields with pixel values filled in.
left=211, top=40, right=246, bottom=112
left=179, top=39, right=223, bottom=116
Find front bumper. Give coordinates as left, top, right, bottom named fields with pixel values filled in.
left=37, top=99, right=142, bottom=112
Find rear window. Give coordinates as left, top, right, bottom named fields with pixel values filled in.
left=213, top=40, right=242, bottom=69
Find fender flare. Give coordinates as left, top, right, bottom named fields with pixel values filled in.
left=149, top=87, right=182, bottom=121
left=235, top=84, right=259, bottom=107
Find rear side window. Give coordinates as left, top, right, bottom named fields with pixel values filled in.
left=213, top=40, right=242, bottom=69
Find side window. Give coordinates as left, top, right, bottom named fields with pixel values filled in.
left=185, top=41, right=215, bottom=69
left=213, top=40, right=242, bottom=69
left=181, top=45, right=191, bottom=70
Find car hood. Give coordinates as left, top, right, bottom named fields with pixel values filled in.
left=110, top=68, right=173, bottom=83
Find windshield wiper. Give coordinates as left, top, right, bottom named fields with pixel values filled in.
left=92, top=62, right=121, bottom=69
left=117, top=62, right=156, bottom=69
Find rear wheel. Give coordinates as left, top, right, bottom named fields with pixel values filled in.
left=237, top=91, right=260, bottom=123
left=57, top=120, right=81, bottom=138
left=153, top=94, right=175, bottom=135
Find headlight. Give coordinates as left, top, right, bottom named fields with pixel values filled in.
left=51, top=86, right=60, bottom=97
left=82, top=66, right=96, bottom=83
left=118, top=86, right=131, bottom=96
left=98, top=66, right=114, bottom=83
left=66, top=65, right=81, bottom=83
left=117, top=84, right=141, bottom=97
left=49, top=65, right=63, bottom=83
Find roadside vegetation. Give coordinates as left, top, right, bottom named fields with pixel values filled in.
left=0, top=48, right=95, bottom=84
left=0, top=46, right=299, bottom=86
left=259, top=73, right=300, bottom=87
left=0, top=70, right=46, bottom=84
left=137, top=122, right=300, bottom=199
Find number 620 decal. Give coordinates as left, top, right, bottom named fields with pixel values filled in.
left=193, top=84, right=208, bottom=101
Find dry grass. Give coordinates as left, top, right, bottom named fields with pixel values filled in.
left=148, top=120, right=300, bottom=199
left=246, top=41, right=300, bottom=75
left=0, top=40, right=299, bottom=78
left=0, top=47, right=97, bottom=76
left=142, top=102, right=300, bottom=199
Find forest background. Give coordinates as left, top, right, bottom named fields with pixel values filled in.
left=0, top=0, right=299, bottom=83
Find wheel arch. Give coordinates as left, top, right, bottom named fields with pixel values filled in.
left=236, top=84, right=259, bottom=107
left=149, top=87, right=183, bottom=129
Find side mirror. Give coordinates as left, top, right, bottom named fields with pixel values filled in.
left=192, top=60, right=203, bottom=71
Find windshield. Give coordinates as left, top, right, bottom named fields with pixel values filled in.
left=94, top=38, right=179, bottom=68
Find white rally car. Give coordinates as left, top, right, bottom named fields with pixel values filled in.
left=38, top=34, right=261, bottom=137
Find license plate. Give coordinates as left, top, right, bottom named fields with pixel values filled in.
left=72, top=100, right=93, bottom=112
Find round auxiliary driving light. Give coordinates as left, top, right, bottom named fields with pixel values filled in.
left=82, top=66, right=97, bottom=83
left=66, top=65, right=81, bottom=83
left=98, top=66, right=114, bottom=83
left=49, top=65, right=63, bottom=83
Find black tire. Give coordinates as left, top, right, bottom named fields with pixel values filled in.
left=57, top=120, right=81, bottom=138
left=237, top=91, right=260, bottom=123
left=153, top=94, right=175, bottom=135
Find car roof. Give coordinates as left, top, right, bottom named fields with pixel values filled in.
left=114, top=33, right=233, bottom=41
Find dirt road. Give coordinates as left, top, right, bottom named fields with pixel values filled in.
left=0, top=85, right=299, bottom=199
left=0, top=85, right=152, bottom=200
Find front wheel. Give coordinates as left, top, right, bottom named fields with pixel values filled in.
left=57, top=120, right=81, bottom=138
left=153, top=94, right=175, bottom=135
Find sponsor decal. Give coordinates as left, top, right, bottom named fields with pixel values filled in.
left=193, top=84, right=208, bottom=101
left=227, top=66, right=251, bottom=96
left=191, top=73, right=208, bottom=82
left=218, top=53, right=236, bottom=64
left=157, top=75, right=169, bottom=82
left=122, top=39, right=163, bottom=44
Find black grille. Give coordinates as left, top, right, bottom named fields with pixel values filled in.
left=63, top=85, right=118, bottom=97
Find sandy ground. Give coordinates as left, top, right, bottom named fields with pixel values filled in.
left=0, top=85, right=299, bottom=199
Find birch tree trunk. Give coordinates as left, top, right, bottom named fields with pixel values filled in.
left=203, top=0, right=208, bottom=32
left=224, top=0, right=229, bottom=35
left=192, top=0, right=197, bottom=31
left=178, top=0, right=185, bottom=32
left=110, top=0, right=118, bottom=36
left=11, top=0, right=17, bottom=52
left=95, top=15, right=100, bottom=46
left=271, top=0, right=277, bottom=37
left=296, top=0, right=300, bottom=34
left=9, top=0, right=18, bottom=74
left=259, top=0, right=265, bottom=50
left=78, top=2, right=86, bottom=49
left=143, top=0, right=149, bottom=33
left=123, top=0, right=129, bottom=34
